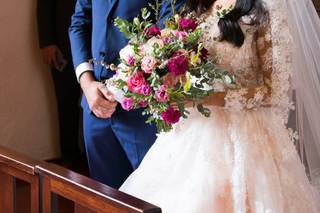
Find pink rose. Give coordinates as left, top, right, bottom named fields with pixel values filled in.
left=161, top=107, right=181, bottom=124
left=179, top=18, right=198, bottom=32
left=167, top=54, right=188, bottom=76
left=141, top=56, right=157, bottom=74
left=127, top=71, right=146, bottom=94
left=155, top=85, right=169, bottom=103
left=121, top=97, right=134, bottom=111
left=140, top=84, right=152, bottom=96
left=145, top=25, right=161, bottom=38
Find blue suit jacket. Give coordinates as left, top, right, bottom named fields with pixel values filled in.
left=69, top=0, right=186, bottom=113
left=69, top=0, right=186, bottom=187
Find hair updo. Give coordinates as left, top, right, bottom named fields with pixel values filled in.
left=185, top=0, right=265, bottom=47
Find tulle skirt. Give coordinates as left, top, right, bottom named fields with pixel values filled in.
left=120, top=107, right=319, bottom=213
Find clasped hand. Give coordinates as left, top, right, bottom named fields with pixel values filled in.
left=82, top=79, right=117, bottom=119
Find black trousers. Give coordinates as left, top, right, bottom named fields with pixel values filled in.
left=51, top=64, right=82, bottom=164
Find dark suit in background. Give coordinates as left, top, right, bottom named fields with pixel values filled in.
left=37, top=0, right=82, bottom=166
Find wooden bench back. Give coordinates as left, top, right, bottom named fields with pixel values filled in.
left=36, top=162, right=161, bottom=213
left=0, top=145, right=40, bottom=213
left=0, top=145, right=161, bottom=213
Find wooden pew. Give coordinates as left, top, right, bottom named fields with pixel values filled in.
left=36, top=162, right=161, bottom=213
left=0, top=145, right=40, bottom=213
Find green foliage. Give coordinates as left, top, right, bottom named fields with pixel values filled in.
left=108, top=1, right=236, bottom=133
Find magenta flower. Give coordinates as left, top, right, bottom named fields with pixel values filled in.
left=167, top=54, right=188, bottom=76
left=200, top=47, right=209, bottom=60
left=121, top=97, right=134, bottom=111
left=138, top=100, right=148, bottom=107
left=145, top=25, right=161, bottom=38
left=161, top=107, right=181, bottom=124
left=127, top=71, right=146, bottom=94
left=140, top=84, right=152, bottom=96
left=155, top=85, right=169, bottom=103
left=179, top=18, right=198, bottom=32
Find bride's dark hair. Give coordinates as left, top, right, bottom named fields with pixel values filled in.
left=186, top=0, right=265, bottom=47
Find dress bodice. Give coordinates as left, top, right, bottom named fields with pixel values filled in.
left=200, top=6, right=275, bottom=111
left=201, top=11, right=271, bottom=89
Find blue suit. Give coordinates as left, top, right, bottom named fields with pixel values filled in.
left=69, top=0, right=186, bottom=188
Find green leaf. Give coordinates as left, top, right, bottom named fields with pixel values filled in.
left=141, top=8, right=151, bottom=20
left=183, top=73, right=192, bottom=92
left=197, top=104, right=211, bottom=117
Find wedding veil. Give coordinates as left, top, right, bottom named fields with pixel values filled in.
left=288, top=0, right=320, bottom=189
left=268, top=0, right=320, bottom=190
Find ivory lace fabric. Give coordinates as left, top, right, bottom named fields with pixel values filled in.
left=120, top=2, right=320, bottom=212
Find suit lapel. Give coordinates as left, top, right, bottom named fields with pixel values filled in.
left=106, top=0, right=119, bottom=19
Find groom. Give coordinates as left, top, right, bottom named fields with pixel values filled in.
left=69, top=0, right=186, bottom=188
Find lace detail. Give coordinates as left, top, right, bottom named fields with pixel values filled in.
left=201, top=1, right=293, bottom=121
left=262, top=0, right=294, bottom=124
left=224, top=88, right=248, bottom=111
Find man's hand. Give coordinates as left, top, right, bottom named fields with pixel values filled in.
left=80, top=72, right=117, bottom=118
left=41, top=45, right=64, bottom=69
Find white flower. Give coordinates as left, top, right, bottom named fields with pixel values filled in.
left=119, top=45, right=136, bottom=63
left=116, top=63, right=130, bottom=81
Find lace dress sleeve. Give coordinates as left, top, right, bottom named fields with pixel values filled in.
left=224, top=17, right=273, bottom=111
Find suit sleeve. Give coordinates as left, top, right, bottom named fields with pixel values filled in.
left=159, top=0, right=187, bottom=27
left=69, top=0, right=92, bottom=69
left=37, top=0, right=56, bottom=48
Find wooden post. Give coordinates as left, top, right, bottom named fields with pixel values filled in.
left=41, top=176, right=52, bottom=213
left=0, top=171, right=15, bottom=213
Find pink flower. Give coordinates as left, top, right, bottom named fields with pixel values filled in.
left=141, top=56, right=157, bottom=74
left=119, top=45, right=136, bottom=64
left=121, top=97, right=134, bottom=111
left=127, top=71, right=146, bottom=94
left=162, top=37, right=174, bottom=44
left=127, top=55, right=135, bottom=66
left=155, top=85, right=169, bottom=103
left=145, top=25, right=161, bottom=38
left=161, top=107, right=181, bottom=124
left=179, top=18, right=198, bottom=32
left=167, top=54, right=188, bottom=76
left=140, top=84, right=152, bottom=96
left=174, top=31, right=188, bottom=42
left=138, top=100, right=148, bottom=107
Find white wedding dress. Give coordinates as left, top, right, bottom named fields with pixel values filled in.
left=120, top=1, right=320, bottom=212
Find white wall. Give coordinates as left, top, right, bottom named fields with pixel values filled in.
left=0, top=0, right=60, bottom=160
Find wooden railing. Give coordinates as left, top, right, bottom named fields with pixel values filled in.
left=0, top=146, right=40, bottom=213
left=0, top=146, right=161, bottom=213
left=36, top=162, right=161, bottom=213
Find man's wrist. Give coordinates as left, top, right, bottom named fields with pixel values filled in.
left=80, top=72, right=95, bottom=90
left=76, top=62, right=94, bottom=82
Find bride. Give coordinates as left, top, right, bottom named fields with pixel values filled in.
left=120, top=0, right=320, bottom=212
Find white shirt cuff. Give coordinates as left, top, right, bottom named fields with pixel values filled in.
left=76, top=62, right=94, bottom=82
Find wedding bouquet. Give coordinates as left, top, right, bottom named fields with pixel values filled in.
left=98, top=3, right=235, bottom=132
